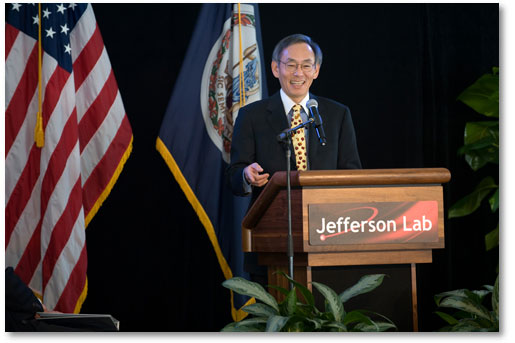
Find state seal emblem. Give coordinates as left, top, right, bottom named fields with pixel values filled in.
left=200, top=4, right=262, bottom=163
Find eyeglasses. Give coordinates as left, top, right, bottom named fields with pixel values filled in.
left=279, top=60, right=316, bottom=73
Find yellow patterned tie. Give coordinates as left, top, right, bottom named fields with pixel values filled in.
left=291, top=104, right=307, bottom=171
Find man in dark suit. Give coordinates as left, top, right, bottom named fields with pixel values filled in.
left=5, top=267, right=117, bottom=331
left=228, top=34, right=361, bottom=204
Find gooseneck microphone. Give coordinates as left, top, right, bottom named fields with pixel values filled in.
left=307, top=99, right=327, bottom=146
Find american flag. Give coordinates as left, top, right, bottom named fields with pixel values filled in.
left=5, top=3, right=133, bottom=313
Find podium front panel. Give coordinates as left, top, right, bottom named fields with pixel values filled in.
left=302, top=185, right=445, bottom=253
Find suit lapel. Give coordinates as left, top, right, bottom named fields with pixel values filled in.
left=266, top=92, right=288, bottom=134
left=266, top=92, right=296, bottom=168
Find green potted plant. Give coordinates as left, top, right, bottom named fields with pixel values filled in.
left=448, top=67, right=499, bottom=251
left=221, top=272, right=396, bottom=332
left=435, top=67, right=499, bottom=331
left=434, top=275, right=498, bottom=331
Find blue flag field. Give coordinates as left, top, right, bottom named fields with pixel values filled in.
left=156, top=3, right=268, bottom=321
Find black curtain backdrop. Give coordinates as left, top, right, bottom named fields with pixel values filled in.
left=80, top=3, right=499, bottom=331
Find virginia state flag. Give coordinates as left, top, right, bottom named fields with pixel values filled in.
left=156, top=3, right=267, bottom=321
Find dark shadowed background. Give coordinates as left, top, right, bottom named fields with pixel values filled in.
left=80, top=3, right=499, bottom=331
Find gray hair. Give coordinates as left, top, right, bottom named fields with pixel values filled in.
left=271, top=34, right=323, bottom=66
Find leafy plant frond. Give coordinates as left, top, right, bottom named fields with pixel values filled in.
left=312, top=282, right=345, bottom=323
left=266, top=284, right=289, bottom=297
left=492, top=275, right=499, bottom=321
left=434, top=280, right=498, bottom=332
left=221, top=273, right=396, bottom=332
left=221, top=317, right=267, bottom=332
left=222, top=277, right=279, bottom=313
left=434, top=311, right=459, bottom=325
left=489, top=189, right=499, bottom=212
left=242, top=303, right=278, bottom=317
left=339, top=274, right=385, bottom=303
left=283, top=286, right=298, bottom=316
left=435, top=289, right=469, bottom=306
left=437, top=68, right=499, bottom=332
left=457, top=71, right=499, bottom=118
left=448, top=176, right=498, bottom=218
left=274, top=270, right=315, bottom=306
left=343, top=310, right=374, bottom=326
left=266, top=315, right=290, bottom=332
left=439, top=295, right=493, bottom=322
left=353, top=321, right=396, bottom=332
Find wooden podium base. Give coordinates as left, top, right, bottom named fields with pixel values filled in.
left=243, top=169, right=450, bottom=332
left=259, top=253, right=420, bottom=331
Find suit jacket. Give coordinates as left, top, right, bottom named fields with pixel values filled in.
left=5, top=266, right=44, bottom=331
left=227, top=91, right=362, bottom=205
left=5, top=267, right=110, bottom=331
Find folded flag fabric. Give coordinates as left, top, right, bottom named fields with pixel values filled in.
left=5, top=3, right=133, bottom=313
left=156, top=3, right=267, bottom=321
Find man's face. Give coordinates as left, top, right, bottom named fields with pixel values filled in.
left=271, top=42, right=320, bottom=103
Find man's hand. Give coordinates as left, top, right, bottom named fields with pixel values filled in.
left=34, top=303, right=62, bottom=318
left=244, top=163, right=270, bottom=187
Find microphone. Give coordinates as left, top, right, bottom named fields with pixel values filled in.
left=306, top=99, right=327, bottom=146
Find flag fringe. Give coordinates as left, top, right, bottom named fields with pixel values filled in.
left=74, top=277, right=88, bottom=314
left=77, top=135, right=133, bottom=313
left=85, top=135, right=133, bottom=227
left=156, top=137, right=252, bottom=321
left=232, top=295, right=255, bottom=322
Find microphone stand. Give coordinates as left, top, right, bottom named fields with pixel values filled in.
left=276, top=118, right=314, bottom=290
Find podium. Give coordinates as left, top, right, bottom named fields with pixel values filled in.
left=242, top=168, right=451, bottom=331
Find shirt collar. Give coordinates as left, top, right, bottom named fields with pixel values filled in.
left=279, top=89, right=310, bottom=116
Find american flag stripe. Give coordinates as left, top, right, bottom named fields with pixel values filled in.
left=80, top=92, right=126, bottom=182
left=6, top=3, right=133, bottom=312
left=73, top=25, right=104, bottom=91
left=75, top=48, right=112, bottom=126
left=5, top=45, right=38, bottom=155
left=42, top=177, right=83, bottom=291
left=5, top=21, right=19, bottom=58
left=4, top=97, right=38, bottom=205
left=5, top=55, right=58, bottom=213
left=5, top=146, right=41, bottom=246
left=55, top=246, right=87, bottom=312
left=78, top=70, right=118, bottom=153
left=5, top=28, right=35, bottom=104
left=14, top=215, right=42, bottom=284
left=83, top=116, right=132, bottom=223
left=69, top=5, right=97, bottom=65
left=42, top=159, right=84, bottom=302
left=14, top=70, right=77, bottom=286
